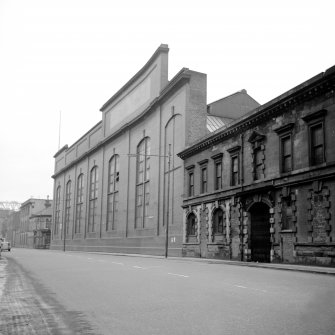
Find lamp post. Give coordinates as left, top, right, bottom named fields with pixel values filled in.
left=165, top=145, right=171, bottom=258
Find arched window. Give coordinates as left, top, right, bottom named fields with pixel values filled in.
left=75, top=174, right=84, bottom=233
left=187, top=212, right=196, bottom=236
left=88, top=166, right=99, bottom=232
left=135, top=137, right=150, bottom=228
left=54, top=186, right=61, bottom=235
left=64, top=180, right=72, bottom=236
left=212, top=208, right=224, bottom=235
left=107, top=155, right=119, bottom=231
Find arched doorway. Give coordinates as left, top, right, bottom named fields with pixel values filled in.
left=249, top=202, right=271, bottom=262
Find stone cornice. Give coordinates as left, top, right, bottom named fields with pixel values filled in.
left=178, top=65, right=335, bottom=160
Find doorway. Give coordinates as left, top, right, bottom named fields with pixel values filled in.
left=249, top=202, right=271, bottom=262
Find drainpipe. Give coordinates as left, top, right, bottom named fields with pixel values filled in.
left=240, top=133, right=244, bottom=262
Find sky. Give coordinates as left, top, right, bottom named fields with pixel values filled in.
left=0, top=0, right=334, bottom=203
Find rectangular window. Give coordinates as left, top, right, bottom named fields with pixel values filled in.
left=281, top=135, right=292, bottom=172
left=215, top=162, right=222, bottom=190
left=231, top=155, right=239, bottom=186
left=188, top=171, right=194, bottom=197
left=201, top=167, right=207, bottom=193
left=254, top=148, right=263, bottom=180
left=310, top=123, right=324, bottom=165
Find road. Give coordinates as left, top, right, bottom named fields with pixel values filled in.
left=1, top=249, right=335, bottom=335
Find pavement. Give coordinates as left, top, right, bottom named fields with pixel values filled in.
left=87, top=251, right=335, bottom=275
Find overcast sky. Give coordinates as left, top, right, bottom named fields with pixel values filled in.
left=0, top=0, right=334, bottom=203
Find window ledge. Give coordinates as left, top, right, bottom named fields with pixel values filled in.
left=280, top=229, right=295, bottom=234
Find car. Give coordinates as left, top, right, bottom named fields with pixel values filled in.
left=0, top=238, right=11, bottom=251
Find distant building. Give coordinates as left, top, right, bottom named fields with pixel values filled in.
left=7, top=211, right=20, bottom=246
left=50, top=45, right=257, bottom=255
left=31, top=199, right=52, bottom=248
left=17, top=198, right=52, bottom=248
left=178, top=66, right=335, bottom=266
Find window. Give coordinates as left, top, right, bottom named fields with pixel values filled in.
left=75, top=174, right=84, bottom=233
left=198, top=159, right=208, bottom=194
left=274, top=123, right=294, bottom=173
left=201, top=166, right=207, bottom=193
left=248, top=132, right=265, bottom=180
left=214, top=161, right=222, bottom=190
left=212, top=153, right=223, bottom=191
left=187, top=212, right=196, bottom=236
left=254, top=148, right=263, bottom=179
left=212, top=208, right=224, bottom=235
left=135, top=138, right=150, bottom=228
left=231, top=155, right=239, bottom=186
left=64, top=180, right=71, bottom=235
left=228, top=146, right=240, bottom=186
left=54, top=186, right=61, bottom=235
left=88, top=166, right=98, bottom=232
left=302, top=110, right=326, bottom=166
left=188, top=171, right=194, bottom=196
left=107, top=155, right=119, bottom=231
left=310, top=123, right=324, bottom=165
left=281, top=135, right=292, bottom=172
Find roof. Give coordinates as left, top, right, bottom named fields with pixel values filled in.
left=206, top=115, right=233, bottom=132
left=31, top=206, right=52, bottom=217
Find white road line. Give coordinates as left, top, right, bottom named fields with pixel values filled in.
left=133, top=266, right=146, bottom=269
left=167, top=272, right=189, bottom=278
left=111, top=262, right=124, bottom=265
left=234, top=285, right=247, bottom=289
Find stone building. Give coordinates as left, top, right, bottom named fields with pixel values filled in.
left=31, top=199, right=52, bottom=249
left=50, top=45, right=258, bottom=255
left=16, top=198, right=52, bottom=248
left=178, top=66, right=335, bottom=266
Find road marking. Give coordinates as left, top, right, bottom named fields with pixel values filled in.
left=133, top=266, right=146, bottom=269
left=168, top=272, right=189, bottom=278
left=234, top=285, right=267, bottom=293
left=111, top=262, right=124, bottom=265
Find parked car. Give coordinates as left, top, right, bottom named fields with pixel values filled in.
left=0, top=238, right=11, bottom=251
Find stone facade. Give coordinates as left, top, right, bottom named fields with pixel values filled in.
left=178, top=66, right=335, bottom=266
left=15, top=198, right=52, bottom=248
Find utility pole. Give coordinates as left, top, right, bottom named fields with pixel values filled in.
left=165, top=144, right=171, bottom=258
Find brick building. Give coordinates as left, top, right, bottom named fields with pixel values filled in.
left=178, top=66, right=335, bottom=266
left=50, top=45, right=258, bottom=255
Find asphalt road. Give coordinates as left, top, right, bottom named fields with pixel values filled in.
left=1, top=249, right=335, bottom=335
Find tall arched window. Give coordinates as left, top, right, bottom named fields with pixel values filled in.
left=64, top=180, right=72, bottom=236
left=54, top=186, right=61, bottom=235
left=88, top=166, right=99, bottom=232
left=136, top=137, right=150, bottom=228
left=187, top=212, right=196, bottom=236
left=107, top=155, right=119, bottom=231
left=75, top=174, right=84, bottom=233
left=212, top=208, right=224, bottom=235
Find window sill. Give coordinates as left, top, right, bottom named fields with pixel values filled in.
left=280, top=229, right=295, bottom=233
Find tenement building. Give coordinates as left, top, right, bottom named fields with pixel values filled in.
left=51, top=44, right=259, bottom=255
left=178, top=66, right=335, bottom=266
